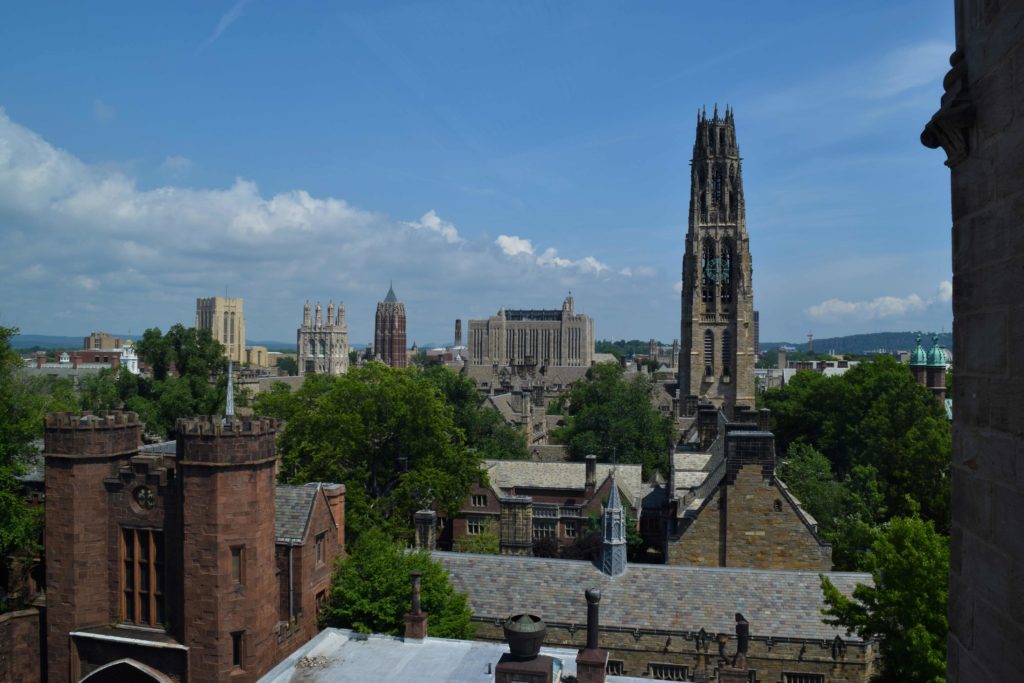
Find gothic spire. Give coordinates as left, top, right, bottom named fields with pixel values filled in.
left=601, top=469, right=627, bottom=577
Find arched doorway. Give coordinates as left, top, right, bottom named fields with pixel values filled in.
left=80, top=659, right=173, bottom=683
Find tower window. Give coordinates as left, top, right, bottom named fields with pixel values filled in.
left=704, top=330, right=714, bottom=376
left=722, top=330, right=731, bottom=377
left=711, top=169, right=723, bottom=204
left=231, top=631, right=245, bottom=669
left=121, top=528, right=165, bottom=627
left=231, top=546, right=245, bottom=584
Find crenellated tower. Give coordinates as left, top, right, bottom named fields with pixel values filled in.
left=679, top=106, right=755, bottom=417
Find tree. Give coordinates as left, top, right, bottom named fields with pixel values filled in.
left=776, top=442, right=846, bottom=532
left=764, top=356, right=951, bottom=533
left=821, top=516, right=948, bottom=683
left=277, top=356, right=298, bottom=376
left=322, top=528, right=474, bottom=638
left=552, top=362, right=673, bottom=477
left=275, top=364, right=485, bottom=542
left=420, top=365, right=528, bottom=460
left=452, top=518, right=499, bottom=555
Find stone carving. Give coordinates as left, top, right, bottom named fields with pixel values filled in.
left=921, top=49, right=975, bottom=167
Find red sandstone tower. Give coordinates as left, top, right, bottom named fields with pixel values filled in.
left=177, top=415, right=279, bottom=682
left=374, top=283, right=407, bottom=368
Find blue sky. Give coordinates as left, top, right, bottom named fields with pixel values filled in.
left=0, top=1, right=954, bottom=346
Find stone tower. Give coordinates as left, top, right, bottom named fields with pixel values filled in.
left=679, top=106, right=755, bottom=418
left=297, top=299, right=350, bottom=376
left=178, top=415, right=279, bottom=681
left=601, top=472, right=627, bottom=576
left=374, top=283, right=407, bottom=368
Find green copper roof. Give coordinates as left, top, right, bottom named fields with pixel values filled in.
left=927, top=335, right=947, bottom=367
left=384, top=282, right=398, bottom=303
left=910, top=335, right=928, bottom=367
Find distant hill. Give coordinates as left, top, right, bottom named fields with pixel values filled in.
left=11, top=334, right=116, bottom=351
left=761, top=331, right=952, bottom=355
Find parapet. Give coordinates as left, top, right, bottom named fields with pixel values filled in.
left=176, top=416, right=278, bottom=467
left=44, top=411, right=141, bottom=457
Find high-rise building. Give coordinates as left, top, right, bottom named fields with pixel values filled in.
left=467, top=293, right=593, bottom=367
left=678, top=107, right=755, bottom=417
left=374, top=284, right=407, bottom=368
left=196, top=296, right=246, bottom=364
left=297, top=300, right=349, bottom=376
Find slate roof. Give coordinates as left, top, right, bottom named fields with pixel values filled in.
left=140, top=440, right=177, bottom=455
left=483, top=459, right=643, bottom=508
left=435, top=551, right=871, bottom=642
left=275, top=483, right=321, bottom=544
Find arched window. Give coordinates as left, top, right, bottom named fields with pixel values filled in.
left=720, top=243, right=733, bottom=303
left=319, top=340, right=326, bottom=357
left=701, top=243, right=715, bottom=303
left=722, top=330, right=732, bottom=377
left=711, top=168, right=723, bottom=204
left=309, top=340, right=315, bottom=356
left=704, top=330, right=714, bottom=376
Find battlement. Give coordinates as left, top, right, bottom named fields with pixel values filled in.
left=176, top=415, right=278, bottom=437
left=45, top=411, right=141, bottom=430
left=176, top=416, right=278, bottom=467
left=44, top=411, right=141, bottom=458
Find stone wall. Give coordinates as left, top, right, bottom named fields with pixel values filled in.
left=473, top=618, right=878, bottom=683
left=0, top=608, right=41, bottom=683
left=924, top=1, right=1024, bottom=680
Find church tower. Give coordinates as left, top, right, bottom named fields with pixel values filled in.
left=374, top=283, right=408, bottom=368
left=679, top=106, right=755, bottom=418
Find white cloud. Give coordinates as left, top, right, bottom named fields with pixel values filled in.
left=160, top=155, right=192, bottom=175
left=495, top=234, right=534, bottom=257
left=0, top=109, right=650, bottom=342
left=875, top=42, right=952, bottom=99
left=807, top=281, right=951, bottom=321
left=201, top=0, right=252, bottom=50
left=93, top=99, right=115, bottom=124
left=404, top=209, right=461, bottom=243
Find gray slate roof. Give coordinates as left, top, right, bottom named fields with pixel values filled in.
left=435, top=552, right=871, bottom=642
left=483, top=459, right=643, bottom=508
left=275, top=483, right=321, bottom=543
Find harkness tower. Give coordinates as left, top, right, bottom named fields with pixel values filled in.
left=678, top=106, right=755, bottom=418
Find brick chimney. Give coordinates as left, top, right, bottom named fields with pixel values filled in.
left=585, top=454, right=597, bottom=493
left=404, top=571, right=428, bottom=640
left=322, top=483, right=346, bottom=551
left=575, top=589, right=608, bottom=683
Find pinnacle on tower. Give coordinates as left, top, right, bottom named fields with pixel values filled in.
left=225, top=359, right=235, bottom=419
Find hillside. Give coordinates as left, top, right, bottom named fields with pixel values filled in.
left=761, top=331, right=952, bottom=355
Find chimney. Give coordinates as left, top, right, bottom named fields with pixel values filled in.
left=575, top=589, right=608, bottom=683
left=585, top=454, right=597, bottom=492
left=414, top=509, right=437, bottom=550
left=322, top=484, right=346, bottom=551
left=496, top=614, right=553, bottom=683
left=403, top=571, right=428, bottom=640
left=454, top=319, right=462, bottom=347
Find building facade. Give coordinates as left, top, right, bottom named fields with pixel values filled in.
left=196, top=296, right=246, bottom=365
left=679, top=108, right=756, bottom=418
left=297, top=300, right=349, bottom=376
left=374, top=284, right=407, bottom=368
left=468, top=294, right=594, bottom=368
left=40, top=411, right=344, bottom=683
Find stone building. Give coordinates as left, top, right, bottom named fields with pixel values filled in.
left=374, top=284, right=407, bottom=368
left=442, top=457, right=644, bottom=556
left=665, top=407, right=832, bottom=571
left=196, top=296, right=247, bottom=365
left=297, top=300, right=349, bottom=376
left=921, top=3, right=1024, bottom=680
left=678, top=107, right=756, bottom=419
left=468, top=293, right=594, bottom=369
left=437, top=484, right=876, bottom=682
left=35, top=411, right=344, bottom=683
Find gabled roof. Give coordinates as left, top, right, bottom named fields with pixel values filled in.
left=275, top=483, right=322, bottom=544
left=483, top=459, right=643, bottom=508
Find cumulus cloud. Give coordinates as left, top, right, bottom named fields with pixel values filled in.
left=807, top=281, right=952, bottom=321
left=403, top=209, right=461, bottom=243
left=495, top=235, right=609, bottom=274
left=496, top=234, right=534, bottom=257
left=0, top=109, right=653, bottom=342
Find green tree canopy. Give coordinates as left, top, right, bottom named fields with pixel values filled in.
left=272, top=364, right=486, bottom=541
left=765, top=356, right=950, bottom=532
left=321, top=528, right=474, bottom=639
left=552, top=362, right=673, bottom=477
left=420, top=365, right=528, bottom=460
left=821, top=516, right=948, bottom=683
